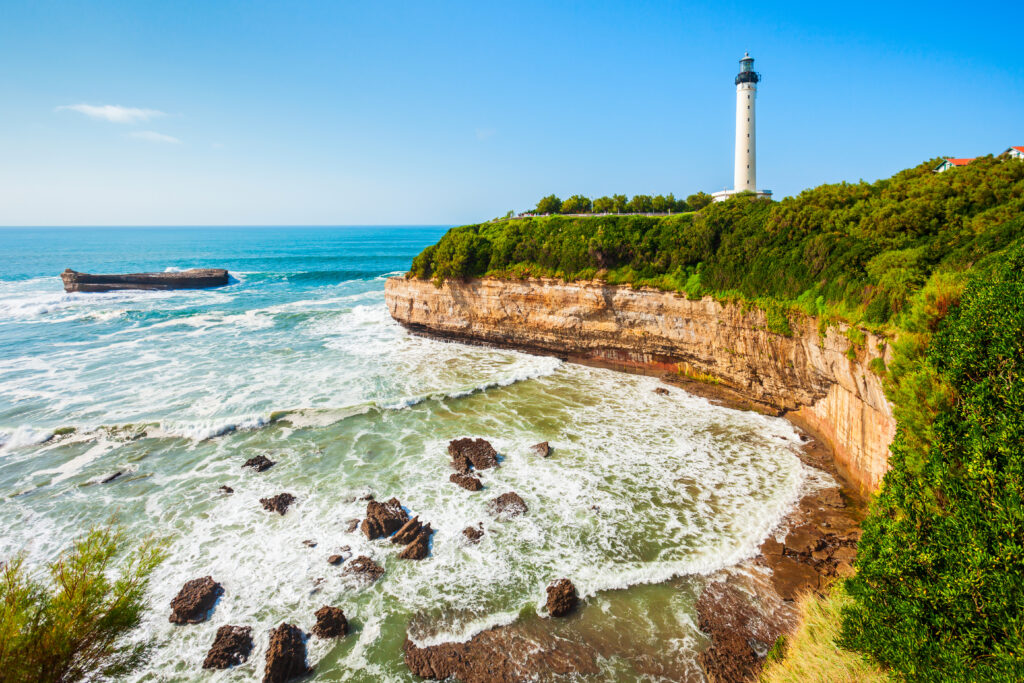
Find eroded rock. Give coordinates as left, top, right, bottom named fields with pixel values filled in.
left=169, top=576, right=223, bottom=624
left=398, top=524, right=433, bottom=560
left=243, top=455, right=276, bottom=472
left=391, top=516, right=424, bottom=545
left=312, top=606, right=348, bottom=638
left=784, top=525, right=825, bottom=555
left=447, top=438, right=498, bottom=472
left=219, top=485, right=234, bottom=494
left=462, top=525, right=484, bottom=543
left=361, top=497, right=409, bottom=539
left=653, top=387, right=670, bottom=396
left=449, top=472, right=483, bottom=491
left=530, top=441, right=551, bottom=457
left=343, top=555, right=384, bottom=582
left=260, top=493, right=296, bottom=515
left=263, top=622, right=310, bottom=683
left=488, top=492, right=527, bottom=518
left=202, top=625, right=253, bottom=669
left=546, top=578, right=578, bottom=617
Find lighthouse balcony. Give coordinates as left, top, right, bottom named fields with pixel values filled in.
left=711, top=189, right=773, bottom=203
left=735, top=71, right=761, bottom=85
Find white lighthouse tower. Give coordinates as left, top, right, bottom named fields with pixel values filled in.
left=713, top=53, right=772, bottom=201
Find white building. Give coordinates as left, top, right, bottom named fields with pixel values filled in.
left=1003, top=146, right=1024, bottom=160
left=712, top=53, right=772, bottom=202
left=934, top=157, right=975, bottom=172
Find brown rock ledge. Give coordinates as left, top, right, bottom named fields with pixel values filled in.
left=61, top=268, right=229, bottom=293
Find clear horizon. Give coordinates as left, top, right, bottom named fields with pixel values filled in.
left=1, top=0, right=1021, bottom=226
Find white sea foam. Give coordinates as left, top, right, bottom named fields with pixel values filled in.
left=0, top=426, right=54, bottom=454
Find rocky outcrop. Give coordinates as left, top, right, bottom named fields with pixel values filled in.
left=169, top=576, right=223, bottom=624
left=343, top=555, right=384, bottom=582
left=262, top=623, right=310, bottom=683
left=243, top=455, right=275, bottom=472
left=462, top=525, right=484, bottom=543
left=61, top=268, right=229, bottom=293
left=361, top=498, right=409, bottom=539
left=447, top=438, right=499, bottom=472
left=546, top=579, right=578, bottom=617
left=260, top=493, right=295, bottom=515
left=530, top=441, right=551, bottom=457
left=449, top=473, right=483, bottom=491
left=387, top=276, right=896, bottom=493
left=312, top=606, right=348, bottom=638
left=488, top=492, right=527, bottom=518
left=203, top=625, right=253, bottom=669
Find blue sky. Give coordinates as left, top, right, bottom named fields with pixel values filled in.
left=1, top=0, right=1021, bottom=225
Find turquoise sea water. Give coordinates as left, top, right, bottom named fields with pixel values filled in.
left=0, top=227, right=826, bottom=681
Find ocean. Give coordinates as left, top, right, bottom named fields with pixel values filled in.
left=0, top=226, right=826, bottom=681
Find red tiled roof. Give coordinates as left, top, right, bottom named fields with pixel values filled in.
left=1012, top=146, right=1024, bottom=153
left=945, top=158, right=975, bottom=166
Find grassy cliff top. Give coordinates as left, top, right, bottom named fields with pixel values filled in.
left=409, top=156, right=1024, bottom=334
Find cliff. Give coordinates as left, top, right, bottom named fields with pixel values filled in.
left=386, top=276, right=895, bottom=494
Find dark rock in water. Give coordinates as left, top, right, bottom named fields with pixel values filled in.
left=260, top=493, right=296, bottom=515
left=358, top=492, right=375, bottom=501
left=203, top=625, right=253, bottom=669
left=462, top=525, right=484, bottom=543
left=447, top=438, right=499, bottom=472
left=653, top=387, right=670, bottom=396
left=402, top=625, right=599, bottom=682
left=243, top=455, right=276, bottom=472
left=100, top=471, right=123, bottom=484
left=530, top=441, right=551, bottom=457
left=391, top=516, right=424, bottom=545
left=327, top=555, right=343, bottom=565
left=488, top=492, right=527, bottom=518
left=449, top=472, right=483, bottom=491
left=345, top=518, right=360, bottom=533
left=312, top=606, right=348, bottom=638
left=169, top=576, right=223, bottom=624
left=219, top=485, right=234, bottom=494
left=361, top=497, right=409, bottom=539
left=343, top=555, right=384, bottom=582
left=546, top=579, right=578, bottom=617
left=302, top=539, right=317, bottom=548
left=398, top=524, right=433, bottom=560
left=61, top=268, right=229, bottom=293
left=262, top=622, right=311, bottom=683
left=764, top=555, right=820, bottom=600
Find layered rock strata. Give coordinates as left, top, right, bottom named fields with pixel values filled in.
left=387, top=276, right=895, bottom=493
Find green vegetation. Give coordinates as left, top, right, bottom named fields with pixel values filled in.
left=0, top=526, right=166, bottom=683
left=411, top=155, right=1024, bottom=680
left=527, top=191, right=714, bottom=215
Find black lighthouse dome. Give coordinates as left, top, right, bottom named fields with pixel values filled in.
left=735, top=52, right=760, bottom=85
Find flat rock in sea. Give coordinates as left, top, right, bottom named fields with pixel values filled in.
left=764, top=555, right=820, bottom=600
left=243, top=454, right=275, bottom=472
left=343, top=555, right=384, bottom=583
left=262, top=623, right=311, bottom=683
left=219, top=485, right=234, bottom=494
left=60, top=268, right=229, bottom=293
left=260, top=493, right=296, bottom=515
left=653, top=387, right=670, bottom=396
left=447, top=438, right=499, bottom=473
left=169, top=576, right=224, bottom=624
left=100, top=471, right=123, bottom=484
left=203, top=625, right=253, bottom=669
left=488, top=492, right=527, bottom=519
left=449, top=472, right=482, bottom=491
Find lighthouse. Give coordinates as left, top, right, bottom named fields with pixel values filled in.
left=713, top=53, right=772, bottom=201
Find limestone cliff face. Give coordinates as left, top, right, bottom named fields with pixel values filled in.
left=386, top=276, right=895, bottom=493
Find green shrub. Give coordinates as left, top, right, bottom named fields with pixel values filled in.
left=841, top=246, right=1024, bottom=681
left=0, top=526, right=166, bottom=683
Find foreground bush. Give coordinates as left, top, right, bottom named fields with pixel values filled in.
left=0, top=527, right=166, bottom=683
left=841, top=246, right=1024, bottom=681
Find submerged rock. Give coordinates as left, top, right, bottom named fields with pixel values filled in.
left=202, top=625, right=253, bottom=669
left=169, top=576, right=223, bottom=624
left=262, top=622, right=311, bottom=683
left=100, top=471, right=123, bottom=484
left=449, top=472, right=483, bottom=491
left=260, top=493, right=296, bottom=515
left=783, top=525, right=825, bottom=555
left=447, top=438, right=499, bottom=472
left=361, top=497, right=409, bottom=539
left=219, top=485, right=234, bottom=494
left=343, top=555, right=384, bottom=582
left=312, top=606, right=348, bottom=638
left=546, top=579, right=578, bottom=617
left=530, top=441, right=551, bottom=457
left=345, top=518, right=360, bottom=533
left=302, top=539, right=317, bottom=548
left=488, top=492, right=527, bottom=518
left=653, top=387, right=670, bottom=396
left=243, top=454, right=276, bottom=472
left=462, top=525, right=484, bottom=543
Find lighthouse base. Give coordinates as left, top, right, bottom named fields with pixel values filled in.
left=711, top=189, right=774, bottom=203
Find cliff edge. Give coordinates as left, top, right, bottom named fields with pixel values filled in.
left=386, top=276, right=894, bottom=494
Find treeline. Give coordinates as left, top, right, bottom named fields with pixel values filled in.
left=530, top=192, right=713, bottom=215
left=408, top=153, right=1024, bottom=680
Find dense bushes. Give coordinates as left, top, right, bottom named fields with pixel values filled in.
left=0, top=527, right=165, bottom=682
left=529, top=191, right=712, bottom=215
left=842, top=247, right=1024, bottom=681
left=413, top=156, right=1024, bottom=331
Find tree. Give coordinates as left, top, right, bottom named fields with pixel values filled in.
left=561, top=195, right=592, bottom=214
left=534, top=195, right=562, bottom=214
left=651, top=195, right=668, bottom=213
left=612, top=194, right=628, bottom=214
left=593, top=196, right=614, bottom=214
left=0, top=526, right=166, bottom=683
left=686, top=191, right=713, bottom=211
left=627, top=194, right=653, bottom=213
left=672, top=194, right=691, bottom=212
